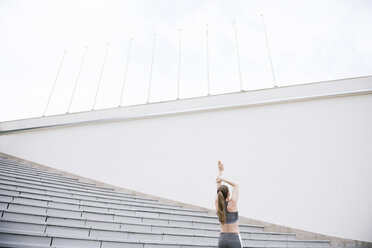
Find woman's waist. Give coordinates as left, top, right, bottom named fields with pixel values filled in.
left=221, top=222, right=239, bottom=227
left=220, top=223, right=239, bottom=233
left=220, top=232, right=240, bottom=234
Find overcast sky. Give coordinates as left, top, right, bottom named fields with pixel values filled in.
left=0, top=0, right=371, bottom=122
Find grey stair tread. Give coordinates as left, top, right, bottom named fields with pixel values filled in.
left=0, top=161, right=76, bottom=176
left=0, top=182, right=172, bottom=206
left=0, top=175, right=173, bottom=206
left=0, top=161, right=165, bottom=204
left=0, top=200, right=245, bottom=226
left=0, top=163, right=75, bottom=180
left=0, top=191, right=209, bottom=215
left=0, top=207, right=264, bottom=230
left=0, top=164, right=120, bottom=193
left=0, top=163, right=125, bottom=194
left=0, top=169, right=117, bottom=191
left=0, top=243, right=50, bottom=248
left=0, top=166, right=108, bottom=189
left=0, top=168, right=74, bottom=183
left=0, top=213, right=282, bottom=237
left=0, top=172, right=121, bottom=196
left=0, top=196, right=209, bottom=220
left=0, top=185, right=190, bottom=211
left=0, top=229, right=331, bottom=248
left=0, top=156, right=333, bottom=248
left=0, top=217, right=330, bottom=245
left=0, top=210, right=265, bottom=236
left=0, top=187, right=186, bottom=212
left=0, top=175, right=138, bottom=200
left=0, top=181, right=176, bottom=207
left=0, top=161, right=138, bottom=199
left=0, top=165, right=82, bottom=183
left=0, top=188, right=189, bottom=211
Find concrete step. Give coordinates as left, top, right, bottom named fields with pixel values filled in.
left=0, top=228, right=331, bottom=248
left=0, top=158, right=47, bottom=170
left=0, top=187, right=190, bottom=212
left=0, top=162, right=111, bottom=186
left=0, top=161, right=110, bottom=191
left=0, top=191, right=209, bottom=216
left=0, top=213, right=286, bottom=239
left=0, top=158, right=69, bottom=172
left=0, top=243, right=49, bottom=248
left=0, top=162, right=128, bottom=196
left=1, top=209, right=264, bottom=234
left=0, top=179, right=175, bottom=206
left=0, top=199, right=227, bottom=225
left=0, top=169, right=122, bottom=195
left=0, top=203, right=262, bottom=232
left=0, top=163, right=82, bottom=183
left=0, top=160, right=179, bottom=208
left=0, top=162, right=80, bottom=182
left=0, top=187, right=185, bottom=213
left=0, top=217, right=331, bottom=247
left=0, top=165, right=134, bottom=196
left=0, top=155, right=333, bottom=248
left=0, top=167, right=81, bottom=186
left=0, top=164, right=180, bottom=206
left=0, top=183, right=184, bottom=209
left=0, top=178, right=158, bottom=204
left=0, top=173, right=128, bottom=200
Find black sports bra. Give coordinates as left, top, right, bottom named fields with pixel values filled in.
left=224, top=201, right=239, bottom=224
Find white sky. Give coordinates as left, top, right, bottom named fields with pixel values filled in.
left=0, top=0, right=371, bottom=122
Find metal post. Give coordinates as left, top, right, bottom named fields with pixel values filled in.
left=177, top=29, right=182, bottom=100
left=233, top=19, right=243, bottom=92
left=93, top=42, right=110, bottom=110
left=261, top=14, right=277, bottom=87
left=43, top=50, right=67, bottom=117
left=67, top=46, right=88, bottom=113
left=206, top=24, right=210, bottom=96
left=119, top=38, right=133, bottom=107
left=147, top=33, right=156, bottom=104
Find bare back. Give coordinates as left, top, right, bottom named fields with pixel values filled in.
left=215, top=200, right=240, bottom=233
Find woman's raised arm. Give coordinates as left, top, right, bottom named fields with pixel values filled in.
left=215, top=176, right=239, bottom=205
left=216, top=161, right=224, bottom=188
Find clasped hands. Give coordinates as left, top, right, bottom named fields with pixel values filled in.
left=216, top=160, right=224, bottom=183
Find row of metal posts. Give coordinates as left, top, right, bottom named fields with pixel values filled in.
left=42, top=15, right=276, bottom=117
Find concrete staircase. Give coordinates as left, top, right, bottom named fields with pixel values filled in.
left=0, top=154, right=332, bottom=248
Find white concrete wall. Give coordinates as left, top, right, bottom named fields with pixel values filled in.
left=1, top=76, right=372, bottom=242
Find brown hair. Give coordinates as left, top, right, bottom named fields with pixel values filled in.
left=216, top=185, right=229, bottom=224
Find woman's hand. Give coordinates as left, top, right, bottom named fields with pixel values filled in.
left=216, top=161, right=224, bottom=188
left=218, top=161, right=224, bottom=172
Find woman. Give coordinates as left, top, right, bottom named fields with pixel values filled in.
left=215, top=161, right=243, bottom=248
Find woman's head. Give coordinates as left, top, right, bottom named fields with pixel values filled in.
left=217, top=185, right=229, bottom=200
left=216, top=185, right=229, bottom=224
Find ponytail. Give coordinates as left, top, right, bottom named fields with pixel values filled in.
left=217, top=191, right=226, bottom=224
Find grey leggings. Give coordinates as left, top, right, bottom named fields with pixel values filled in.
left=218, top=232, right=243, bottom=248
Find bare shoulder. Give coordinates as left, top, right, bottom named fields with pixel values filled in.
left=227, top=200, right=238, bottom=212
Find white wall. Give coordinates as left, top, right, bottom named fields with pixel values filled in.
left=1, top=77, right=372, bottom=242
